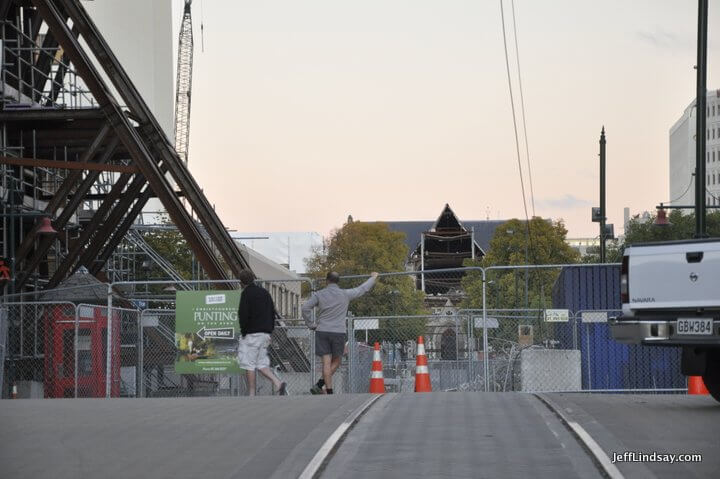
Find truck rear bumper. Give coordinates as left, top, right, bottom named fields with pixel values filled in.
left=609, top=317, right=720, bottom=346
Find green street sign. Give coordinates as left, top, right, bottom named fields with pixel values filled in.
left=174, top=290, right=242, bottom=374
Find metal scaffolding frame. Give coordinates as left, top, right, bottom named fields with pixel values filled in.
left=0, top=0, right=251, bottom=300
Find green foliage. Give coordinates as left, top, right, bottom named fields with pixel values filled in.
left=623, top=210, right=720, bottom=245
left=580, top=210, right=720, bottom=264
left=580, top=241, right=623, bottom=264
left=141, top=228, right=193, bottom=280
left=305, top=221, right=427, bottom=341
left=461, top=218, right=579, bottom=313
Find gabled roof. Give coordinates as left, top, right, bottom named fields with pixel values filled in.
left=381, top=204, right=506, bottom=257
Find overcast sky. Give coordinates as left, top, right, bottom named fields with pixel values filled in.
left=173, top=0, right=719, bottom=238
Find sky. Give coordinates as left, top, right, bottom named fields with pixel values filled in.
left=173, top=0, right=720, bottom=239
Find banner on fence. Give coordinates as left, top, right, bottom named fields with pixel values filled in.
left=175, top=291, right=242, bottom=374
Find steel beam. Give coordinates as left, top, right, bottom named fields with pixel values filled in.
left=32, top=0, right=229, bottom=281
left=0, top=156, right=137, bottom=173
left=81, top=178, right=147, bottom=276
left=55, top=0, right=249, bottom=277
left=46, top=172, right=133, bottom=288
left=14, top=135, right=120, bottom=288
left=88, top=185, right=151, bottom=276
left=13, top=123, right=111, bottom=265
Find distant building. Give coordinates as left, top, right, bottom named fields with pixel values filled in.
left=233, top=241, right=303, bottom=319
left=231, top=232, right=323, bottom=274
left=565, top=237, right=600, bottom=257
left=669, top=89, right=720, bottom=209
left=382, top=204, right=505, bottom=297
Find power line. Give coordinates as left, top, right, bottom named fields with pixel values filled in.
left=666, top=174, right=695, bottom=204
left=499, top=0, right=531, bottom=229
left=510, top=0, right=535, bottom=217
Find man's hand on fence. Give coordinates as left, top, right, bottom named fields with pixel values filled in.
left=371, top=272, right=379, bottom=279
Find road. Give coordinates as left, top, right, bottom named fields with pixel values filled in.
left=1, top=393, right=718, bottom=478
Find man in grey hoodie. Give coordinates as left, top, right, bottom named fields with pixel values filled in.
left=302, top=271, right=378, bottom=394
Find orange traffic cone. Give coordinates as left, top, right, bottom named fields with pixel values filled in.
left=369, top=342, right=385, bottom=393
left=414, top=336, right=432, bottom=392
left=688, top=376, right=709, bottom=395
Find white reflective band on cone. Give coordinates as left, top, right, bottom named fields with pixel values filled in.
left=416, top=365, right=429, bottom=374
left=371, top=371, right=384, bottom=379
left=373, top=350, right=381, bottom=361
left=417, top=344, right=426, bottom=356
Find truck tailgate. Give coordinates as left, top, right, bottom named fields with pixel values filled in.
left=628, top=239, right=720, bottom=311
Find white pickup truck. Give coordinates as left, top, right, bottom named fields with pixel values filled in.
left=609, top=239, right=720, bottom=401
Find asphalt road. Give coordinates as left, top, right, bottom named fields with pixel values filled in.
left=1, top=393, right=718, bottom=479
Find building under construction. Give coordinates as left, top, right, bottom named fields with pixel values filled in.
left=0, top=1, right=313, bottom=398
left=0, top=0, right=248, bottom=295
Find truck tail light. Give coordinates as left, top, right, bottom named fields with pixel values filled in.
left=621, top=255, right=629, bottom=304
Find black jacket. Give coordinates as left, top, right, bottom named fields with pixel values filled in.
left=238, top=283, right=277, bottom=337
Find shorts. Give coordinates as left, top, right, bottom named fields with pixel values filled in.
left=315, top=331, right=346, bottom=358
left=237, top=333, right=271, bottom=370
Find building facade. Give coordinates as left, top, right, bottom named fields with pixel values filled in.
left=669, top=89, right=720, bottom=208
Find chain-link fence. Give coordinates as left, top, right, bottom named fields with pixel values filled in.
left=347, top=315, right=473, bottom=393
left=1, top=264, right=688, bottom=398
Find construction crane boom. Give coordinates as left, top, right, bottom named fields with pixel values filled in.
left=174, top=0, right=194, bottom=165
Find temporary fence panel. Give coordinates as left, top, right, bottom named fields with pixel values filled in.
left=348, top=315, right=473, bottom=393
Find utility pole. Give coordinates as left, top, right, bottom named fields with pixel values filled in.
left=694, top=0, right=708, bottom=238
left=599, top=127, right=606, bottom=263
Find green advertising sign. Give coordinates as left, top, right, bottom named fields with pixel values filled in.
left=175, top=290, right=242, bottom=374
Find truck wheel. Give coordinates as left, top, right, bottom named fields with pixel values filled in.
left=702, top=351, right=720, bottom=403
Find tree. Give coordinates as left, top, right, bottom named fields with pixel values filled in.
left=581, top=210, right=720, bottom=263
left=462, top=217, right=579, bottom=308
left=623, top=210, right=720, bottom=245
left=460, top=218, right=579, bottom=344
left=305, top=221, right=427, bottom=343
left=581, top=241, right=623, bottom=264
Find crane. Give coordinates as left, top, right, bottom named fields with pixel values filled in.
left=174, top=0, right=194, bottom=165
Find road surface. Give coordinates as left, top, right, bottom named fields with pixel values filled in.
left=1, top=393, right=718, bottom=478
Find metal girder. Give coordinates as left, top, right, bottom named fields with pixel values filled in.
left=0, top=156, right=137, bottom=173
left=46, top=172, right=133, bottom=288
left=0, top=107, right=104, bottom=122
left=82, top=177, right=147, bottom=275
left=13, top=123, right=110, bottom=265
left=31, top=0, right=231, bottom=282
left=14, top=134, right=120, bottom=288
left=54, top=0, right=249, bottom=278
left=89, top=185, right=152, bottom=276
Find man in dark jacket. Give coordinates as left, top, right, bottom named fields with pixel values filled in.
left=237, top=269, right=287, bottom=396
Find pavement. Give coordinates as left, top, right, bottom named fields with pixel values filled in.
left=1, top=392, right=718, bottom=479
left=0, top=395, right=370, bottom=479
left=543, top=393, right=720, bottom=478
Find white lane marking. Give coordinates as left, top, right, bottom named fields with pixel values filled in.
left=298, top=394, right=383, bottom=479
left=535, top=394, right=624, bottom=479
left=565, top=419, right=623, bottom=479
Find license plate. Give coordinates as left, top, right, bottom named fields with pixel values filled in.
left=676, top=319, right=713, bottom=335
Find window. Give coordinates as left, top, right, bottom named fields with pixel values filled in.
left=713, top=173, right=716, bottom=185
left=714, top=105, right=717, bottom=116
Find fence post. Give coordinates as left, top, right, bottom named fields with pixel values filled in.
left=106, top=283, right=113, bottom=398
left=482, top=269, right=489, bottom=392
left=74, top=304, right=79, bottom=398
left=347, top=316, right=352, bottom=393
left=466, top=314, right=473, bottom=391
left=137, top=311, right=144, bottom=398
left=310, top=280, right=316, bottom=388
left=585, top=318, right=592, bottom=391
left=573, top=311, right=578, bottom=350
